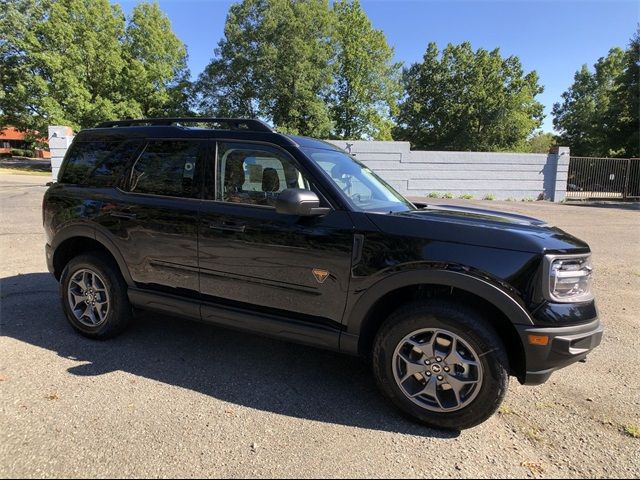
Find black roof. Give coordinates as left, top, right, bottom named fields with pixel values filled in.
left=75, top=117, right=346, bottom=152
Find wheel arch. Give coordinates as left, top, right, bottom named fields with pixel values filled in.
left=342, top=270, right=532, bottom=381
left=51, top=227, right=134, bottom=285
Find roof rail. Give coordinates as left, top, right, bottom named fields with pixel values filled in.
left=95, top=118, right=274, bottom=133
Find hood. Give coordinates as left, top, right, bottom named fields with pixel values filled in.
left=367, top=204, right=590, bottom=254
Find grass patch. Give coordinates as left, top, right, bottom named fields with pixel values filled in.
left=482, top=193, right=495, bottom=200
left=523, top=426, right=545, bottom=443
left=624, top=424, right=640, bottom=438
left=458, top=194, right=474, bottom=200
left=427, top=192, right=440, bottom=198
left=521, top=461, right=544, bottom=476
left=498, top=404, right=515, bottom=415
left=441, top=192, right=454, bottom=199
left=0, top=167, right=51, bottom=176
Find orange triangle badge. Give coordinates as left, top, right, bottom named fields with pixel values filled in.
left=312, top=269, right=330, bottom=284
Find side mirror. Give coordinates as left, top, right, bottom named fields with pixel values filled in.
left=275, top=189, right=330, bottom=216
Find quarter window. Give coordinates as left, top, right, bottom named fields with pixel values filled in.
left=130, top=140, right=200, bottom=197
left=59, top=140, right=142, bottom=186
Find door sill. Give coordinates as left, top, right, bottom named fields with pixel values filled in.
left=128, top=287, right=342, bottom=351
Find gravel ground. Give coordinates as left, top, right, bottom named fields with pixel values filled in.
left=1, top=173, right=639, bottom=478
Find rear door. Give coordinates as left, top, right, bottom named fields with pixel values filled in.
left=96, top=138, right=204, bottom=296
left=198, top=141, right=354, bottom=330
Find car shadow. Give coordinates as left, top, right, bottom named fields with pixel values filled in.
left=0, top=272, right=459, bottom=438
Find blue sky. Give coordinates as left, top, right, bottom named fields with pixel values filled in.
left=116, top=0, right=639, bottom=132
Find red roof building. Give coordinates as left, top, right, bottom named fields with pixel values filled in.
left=0, top=127, right=51, bottom=159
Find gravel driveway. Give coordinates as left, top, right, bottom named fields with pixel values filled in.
left=1, top=173, right=638, bottom=478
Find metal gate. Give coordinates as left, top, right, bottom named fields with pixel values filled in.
left=567, top=157, right=640, bottom=200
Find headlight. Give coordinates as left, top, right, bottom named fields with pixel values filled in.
left=543, top=254, right=593, bottom=303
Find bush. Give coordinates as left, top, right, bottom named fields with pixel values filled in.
left=10, top=148, right=35, bottom=158
left=442, top=192, right=454, bottom=199
left=458, top=194, right=473, bottom=199
left=483, top=193, right=495, bottom=200
left=428, top=192, right=440, bottom=198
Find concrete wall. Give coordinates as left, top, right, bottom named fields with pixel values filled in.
left=46, top=125, right=569, bottom=202
left=327, top=140, right=569, bottom=202
left=48, top=126, right=75, bottom=181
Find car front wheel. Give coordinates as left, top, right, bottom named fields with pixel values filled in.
left=372, top=300, right=510, bottom=430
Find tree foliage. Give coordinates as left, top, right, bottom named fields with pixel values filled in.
left=328, top=0, right=400, bottom=140
left=195, top=0, right=400, bottom=139
left=194, top=0, right=334, bottom=137
left=552, top=48, right=626, bottom=157
left=0, top=0, right=51, bottom=135
left=605, top=28, right=639, bottom=157
left=124, top=2, right=191, bottom=118
left=393, top=42, right=544, bottom=151
left=524, top=132, right=557, bottom=153
left=0, top=0, right=190, bottom=134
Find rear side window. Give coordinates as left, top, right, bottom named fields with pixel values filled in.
left=59, top=140, right=142, bottom=186
left=129, top=140, right=200, bottom=198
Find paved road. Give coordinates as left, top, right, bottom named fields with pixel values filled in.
left=1, top=174, right=639, bottom=478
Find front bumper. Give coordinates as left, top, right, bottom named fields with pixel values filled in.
left=517, top=318, right=603, bottom=385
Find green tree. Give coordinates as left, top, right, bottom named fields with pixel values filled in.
left=124, top=2, right=191, bottom=117
left=195, top=0, right=334, bottom=137
left=0, top=0, right=190, bottom=134
left=606, top=28, right=639, bottom=157
left=394, top=42, right=544, bottom=151
left=552, top=48, right=625, bottom=157
left=524, top=132, right=557, bottom=153
left=38, top=0, right=139, bottom=129
left=0, top=0, right=51, bottom=135
left=328, top=0, right=400, bottom=140
left=192, top=1, right=261, bottom=118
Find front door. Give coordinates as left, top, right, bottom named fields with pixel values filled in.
left=198, top=141, right=354, bottom=329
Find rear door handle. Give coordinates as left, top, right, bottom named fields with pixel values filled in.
left=208, top=221, right=246, bottom=233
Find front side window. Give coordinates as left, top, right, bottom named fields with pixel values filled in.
left=302, top=147, right=415, bottom=213
left=215, top=143, right=310, bottom=206
left=129, top=140, right=200, bottom=197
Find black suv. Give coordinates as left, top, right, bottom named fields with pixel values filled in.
left=43, top=118, right=603, bottom=429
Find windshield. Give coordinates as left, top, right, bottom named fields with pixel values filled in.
left=302, top=147, right=415, bottom=213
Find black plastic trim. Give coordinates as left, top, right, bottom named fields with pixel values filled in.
left=128, top=287, right=342, bottom=351
left=516, top=318, right=603, bottom=385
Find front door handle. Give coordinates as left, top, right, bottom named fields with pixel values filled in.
left=208, top=221, right=246, bottom=233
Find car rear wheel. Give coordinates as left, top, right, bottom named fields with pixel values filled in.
left=372, top=300, right=509, bottom=430
left=60, top=252, right=132, bottom=339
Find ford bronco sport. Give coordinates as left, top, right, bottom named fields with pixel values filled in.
left=43, top=118, right=603, bottom=429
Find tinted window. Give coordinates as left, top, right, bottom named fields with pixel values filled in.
left=60, top=140, right=142, bottom=186
left=215, top=143, right=310, bottom=206
left=129, top=140, right=200, bottom=198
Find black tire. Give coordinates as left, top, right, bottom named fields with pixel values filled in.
left=372, top=299, right=509, bottom=430
left=59, top=252, right=132, bottom=339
